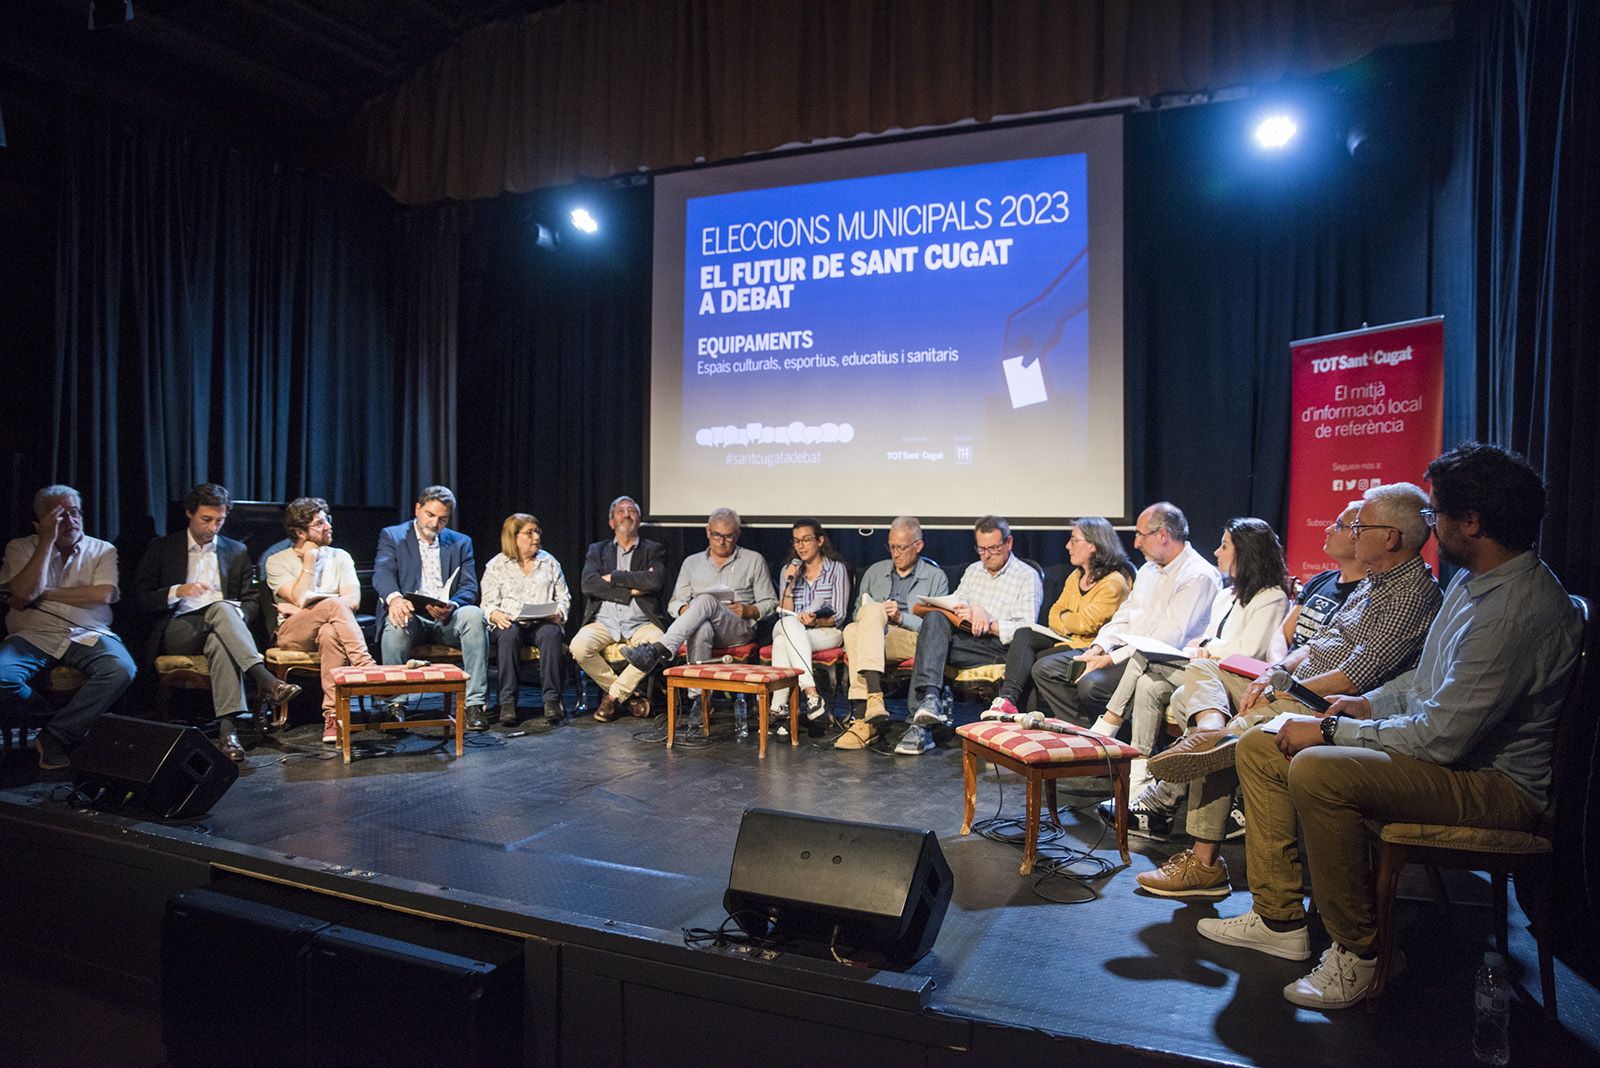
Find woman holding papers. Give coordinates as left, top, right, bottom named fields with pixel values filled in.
left=1088, top=518, right=1291, bottom=744
left=769, top=518, right=851, bottom=728
left=482, top=513, right=572, bottom=726
left=985, top=517, right=1134, bottom=719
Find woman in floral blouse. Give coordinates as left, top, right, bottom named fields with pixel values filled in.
left=481, top=513, right=571, bottom=727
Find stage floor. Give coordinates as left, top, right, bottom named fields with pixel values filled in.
left=6, top=690, right=1599, bottom=1067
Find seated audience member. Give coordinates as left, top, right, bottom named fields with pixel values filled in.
left=1031, top=502, right=1219, bottom=732
left=622, top=508, right=777, bottom=691
left=984, top=517, right=1133, bottom=720
left=130, top=482, right=300, bottom=762
left=1199, top=444, right=1581, bottom=1009
left=481, top=513, right=571, bottom=727
left=572, top=496, right=668, bottom=723
left=1281, top=502, right=1368, bottom=652
left=893, top=516, right=1043, bottom=756
left=373, top=485, right=490, bottom=730
left=835, top=517, right=947, bottom=750
left=0, top=485, right=137, bottom=769
left=1092, top=517, right=1292, bottom=748
left=769, top=518, right=850, bottom=726
left=264, top=497, right=377, bottom=744
left=1131, top=486, right=1442, bottom=863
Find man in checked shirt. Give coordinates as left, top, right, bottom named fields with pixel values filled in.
left=1129, top=482, right=1443, bottom=897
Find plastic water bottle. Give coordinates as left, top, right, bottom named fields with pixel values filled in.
left=941, top=684, right=955, bottom=719
left=733, top=693, right=749, bottom=738
left=1472, top=951, right=1510, bottom=1065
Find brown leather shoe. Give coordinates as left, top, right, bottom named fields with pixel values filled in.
left=217, top=734, right=247, bottom=763
left=626, top=693, right=653, bottom=718
left=594, top=694, right=622, bottom=722
left=258, top=678, right=302, bottom=708
left=1147, top=728, right=1234, bottom=783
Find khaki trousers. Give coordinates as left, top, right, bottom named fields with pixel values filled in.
left=570, top=621, right=664, bottom=700
left=1236, top=726, right=1540, bottom=955
left=842, top=599, right=920, bottom=699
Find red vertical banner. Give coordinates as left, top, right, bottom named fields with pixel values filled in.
left=1285, top=317, right=1444, bottom=579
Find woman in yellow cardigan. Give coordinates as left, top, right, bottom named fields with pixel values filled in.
left=985, top=516, right=1134, bottom=718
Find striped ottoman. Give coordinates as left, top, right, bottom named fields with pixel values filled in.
left=955, top=720, right=1140, bottom=874
left=329, top=664, right=469, bottom=765
left=662, top=663, right=803, bottom=759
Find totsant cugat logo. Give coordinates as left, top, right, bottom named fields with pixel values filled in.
left=695, top=421, right=855, bottom=447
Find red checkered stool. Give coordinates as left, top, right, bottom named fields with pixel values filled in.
left=663, top=663, right=802, bottom=759
left=329, top=664, right=468, bottom=765
left=956, top=720, right=1140, bottom=874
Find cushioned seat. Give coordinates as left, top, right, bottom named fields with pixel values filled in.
left=261, top=647, right=320, bottom=727
left=155, top=654, right=210, bottom=674
left=662, top=664, right=802, bottom=759
left=956, top=719, right=1139, bottom=874
left=1379, top=823, right=1553, bottom=854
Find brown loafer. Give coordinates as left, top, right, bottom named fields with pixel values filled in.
left=217, top=734, right=247, bottom=763
left=593, top=694, right=622, bottom=722
left=259, top=678, right=302, bottom=708
left=626, top=694, right=653, bottom=718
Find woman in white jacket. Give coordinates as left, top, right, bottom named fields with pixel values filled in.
left=1090, top=518, right=1292, bottom=750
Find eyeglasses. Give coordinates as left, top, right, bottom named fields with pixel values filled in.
left=1328, top=518, right=1353, bottom=532
left=1419, top=508, right=1437, bottom=528
left=1066, top=534, right=1088, bottom=546
left=707, top=530, right=737, bottom=542
left=1132, top=526, right=1163, bottom=541
left=887, top=541, right=918, bottom=553
left=974, top=542, right=1010, bottom=557
left=791, top=535, right=818, bottom=546
left=1348, top=522, right=1399, bottom=538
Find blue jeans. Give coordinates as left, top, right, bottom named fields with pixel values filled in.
left=380, top=605, right=489, bottom=707
left=0, top=634, right=136, bottom=746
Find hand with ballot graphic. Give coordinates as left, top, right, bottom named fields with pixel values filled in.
left=999, top=247, right=1089, bottom=411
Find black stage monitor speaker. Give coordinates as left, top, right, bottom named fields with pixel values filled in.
left=71, top=713, right=238, bottom=818
left=724, top=808, right=953, bottom=967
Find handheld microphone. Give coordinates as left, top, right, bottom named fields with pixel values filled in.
left=1269, top=668, right=1330, bottom=713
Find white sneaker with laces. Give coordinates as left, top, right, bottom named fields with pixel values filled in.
left=1283, top=944, right=1401, bottom=1009
left=1196, top=910, right=1311, bottom=961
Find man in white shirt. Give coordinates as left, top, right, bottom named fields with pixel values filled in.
left=1032, top=501, right=1221, bottom=741
left=129, top=482, right=299, bottom=761
left=0, top=485, right=137, bottom=769
left=264, top=497, right=376, bottom=744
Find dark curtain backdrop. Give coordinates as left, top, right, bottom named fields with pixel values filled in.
left=50, top=107, right=462, bottom=544
left=346, top=0, right=1453, bottom=204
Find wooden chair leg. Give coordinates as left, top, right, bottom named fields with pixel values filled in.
left=1113, top=762, right=1131, bottom=864
left=338, top=689, right=353, bottom=765
left=1368, top=842, right=1408, bottom=1011
left=788, top=681, right=799, bottom=746
left=1021, top=773, right=1042, bottom=875
left=665, top=682, right=678, bottom=749
left=960, top=746, right=978, bottom=836
left=1045, top=778, right=1061, bottom=829
left=1516, top=866, right=1559, bottom=1020
left=1492, top=871, right=1510, bottom=953
left=756, top=690, right=769, bottom=760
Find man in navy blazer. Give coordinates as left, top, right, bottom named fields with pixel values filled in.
left=570, top=495, right=668, bottom=722
left=372, top=484, right=490, bottom=728
left=128, top=482, right=300, bottom=761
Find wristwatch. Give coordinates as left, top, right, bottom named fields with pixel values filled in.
left=1320, top=714, right=1342, bottom=746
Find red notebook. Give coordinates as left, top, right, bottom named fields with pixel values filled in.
left=1219, top=653, right=1271, bottom=679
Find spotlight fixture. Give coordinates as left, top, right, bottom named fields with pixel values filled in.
left=1253, top=114, right=1298, bottom=150
left=570, top=207, right=599, bottom=234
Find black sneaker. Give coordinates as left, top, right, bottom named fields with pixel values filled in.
left=803, top=690, right=828, bottom=722
left=1097, top=795, right=1174, bottom=842
left=35, top=730, right=71, bottom=770
left=622, top=643, right=670, bottom=675
left=1225, top=803, right=1247, bottom=840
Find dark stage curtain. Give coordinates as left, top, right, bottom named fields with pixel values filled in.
left=348, top=0, right=1453, bottom=204
left=50, top=109, right=461, bottom=542
left=1464, top=0, right=1600, bottom=980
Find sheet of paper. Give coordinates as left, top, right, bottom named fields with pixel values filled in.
left=1002, top=355, right=1049, bottom=409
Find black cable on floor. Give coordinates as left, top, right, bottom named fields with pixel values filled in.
left=969, top=760, right=1120, bottom=904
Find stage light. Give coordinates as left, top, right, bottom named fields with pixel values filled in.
left=1253, top=114, right=1298, bottom=150
left=570, top=207, right=599, bottom=234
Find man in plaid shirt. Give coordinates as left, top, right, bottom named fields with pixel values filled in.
left=894, top=515, right=1043, bottom=755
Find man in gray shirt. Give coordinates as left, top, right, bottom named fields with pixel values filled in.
left=1198, top=443, right=1583, bottom=1012
left=622, top=507, right=777, bottom=676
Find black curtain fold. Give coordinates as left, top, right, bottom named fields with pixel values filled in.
left=49, top=108, right=460, bottom=543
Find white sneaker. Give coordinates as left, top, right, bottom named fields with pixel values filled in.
left=1196, top=910, right=1311, bottom=961
left=1283, top=944, right=1402, bottom=1009
left=911, top=699, right=950, bottom=728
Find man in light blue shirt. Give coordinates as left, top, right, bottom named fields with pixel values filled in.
left=1199, top=443, right=1582, bottom=1011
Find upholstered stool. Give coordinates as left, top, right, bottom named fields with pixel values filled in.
left=329, top=664, right=468, bottom=765
left=956, top=720, right=1139, bottom=874
left=662, top=664, right=802, bottom=759
left=155, top=654, right=211, bottom=717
